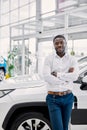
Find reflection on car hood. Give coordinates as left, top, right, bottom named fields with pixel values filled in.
left=0, top=77, right=46, bottom=90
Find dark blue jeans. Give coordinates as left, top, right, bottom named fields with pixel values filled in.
left=46, top=93, right=74, bottom=130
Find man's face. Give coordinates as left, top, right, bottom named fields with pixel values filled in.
left=53, top=37, right=66, bottom=55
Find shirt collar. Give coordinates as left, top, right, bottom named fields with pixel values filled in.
left=54, top=52, right=68, bottom=59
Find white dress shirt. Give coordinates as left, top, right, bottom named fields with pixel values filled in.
left=43, top=52, right=79, bottom=92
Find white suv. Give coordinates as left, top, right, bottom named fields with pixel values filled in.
left=0, top=73, right=87, bottom=130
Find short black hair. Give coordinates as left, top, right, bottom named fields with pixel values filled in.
left=53, top=35, right=66, bottom=43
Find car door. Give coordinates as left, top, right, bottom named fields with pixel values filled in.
left=71, top=74, right=87, bottom=130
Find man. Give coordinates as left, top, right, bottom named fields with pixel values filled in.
left=43, top=35, right=79, bottom=130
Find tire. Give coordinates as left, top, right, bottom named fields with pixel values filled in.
left=10, top=112, right=52, bottom=130
left=0, top=69, right=4, bottom=81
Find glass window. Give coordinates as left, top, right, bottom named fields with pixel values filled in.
left=10, top=9, right=18, bottom=23
left=29, top=38, right=36, bottom=54
left=38, top=41, right=54, bottom=76
left=29, top=2, right=36, bottom=17
left=38, top=41, right=54, bottom=57
left=41, top=0, right=55, bottom=15
left=11, top=0, right=18, bottom=10
left=68, top=39, right=87, bottom=56
left=11, top=26, right=19, bottom=37
left=19, top=5, right=29, bottom=20
left=0, top=38, right=10, bottom=58
left=20, top=0, right=29, bottom=7
left=0, top=26, right=9, bottom=38
left=28, top=38, right=36, bottom=75
left=1, top=13, right=9, bottom=25
left=10, top=40, right=22, bottom=75
left=1, top=0, right=9, bottom=14
left=24, top=40, right=29, bottom=74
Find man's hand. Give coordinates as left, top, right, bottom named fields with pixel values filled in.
left=51, top=71, right=57, bottom=77
left=51, top=67, right=74, bottom=77
left=68, top=67, right=74, bottom=73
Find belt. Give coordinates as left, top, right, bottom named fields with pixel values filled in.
left=48, top=90, right=72, bottom=96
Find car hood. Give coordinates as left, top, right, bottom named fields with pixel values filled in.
left=0, top=78, right=46, bottom=90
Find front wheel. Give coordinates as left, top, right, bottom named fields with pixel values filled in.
left=10, top=112, right=51, bottom=130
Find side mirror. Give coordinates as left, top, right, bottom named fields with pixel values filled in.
left=73, top=76, right=82, bottom=84
left=82, top=75, right=87, bottom=83
left=80, top=76, right=87, bottom=90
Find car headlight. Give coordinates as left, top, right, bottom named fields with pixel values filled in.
left=0, top=89, right=15, bottom=98
left=0, top=57, right=4, bottom=64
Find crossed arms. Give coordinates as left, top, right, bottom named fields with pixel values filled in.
left=43, top=58, right=79, bottom=85
left=51, top=67, right=74, bottom=77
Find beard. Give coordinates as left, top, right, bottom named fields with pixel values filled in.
left=55, top=48, right=65, bottom=57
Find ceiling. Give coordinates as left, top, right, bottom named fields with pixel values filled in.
left=11, top=0, right=87, bottom=41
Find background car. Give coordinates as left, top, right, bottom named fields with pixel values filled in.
left=0, top=56, right=7, bottom=81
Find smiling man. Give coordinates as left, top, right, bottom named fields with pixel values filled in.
left=43, top=35, right=79, bottom=130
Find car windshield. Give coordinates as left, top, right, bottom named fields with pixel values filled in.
left=78, top=56, right=87, bottom=70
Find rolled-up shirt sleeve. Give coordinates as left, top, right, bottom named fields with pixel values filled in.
left=43, top=56, right=65, bottom=85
